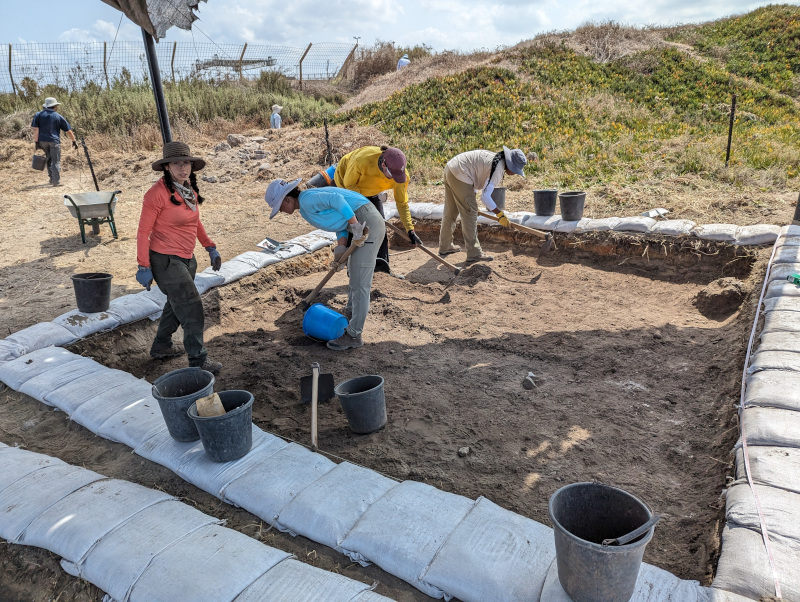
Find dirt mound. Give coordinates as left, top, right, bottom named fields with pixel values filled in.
left=693, top=277, right=749, bottom=318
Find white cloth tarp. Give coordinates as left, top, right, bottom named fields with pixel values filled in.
left=725, top=482, right=800, bottom=544
left=692, top=223, right=738, bottom=242
left=713, top=524, right=800, bottom=601
left=649, top=220, right=696, bottom=236
left=106, top=293, right=162, bottom=323
left=735, top=446, right=800, bottom=495
left=734, top=224, right=780, bottom=245
left=339, top=481, right=476, bottom=598
left=276, top=461, right=398, bottom=551
left=747, top=351, right=800, bottom=374
left=17, top=479, right=173, bottom=562
left=18, top=357, right=106, bottom=404
left=53, top=309, right=122, bottom=339
left=737, top=407, right=800, bottom=448
left=612, top=216, right=656, bottom=233
left=0, top=347, right=82, bottom=390
left=127, top=523, right=291, bottom=601
left=421, top=496, right=556, bottom=602
left=45, top=367, right=146, bottom=415
left=577, top=217, right=620, bottom=232
left=221, top=443, right=336, bottom=521
left=4, top=322, right=77, bottom=353
left=71, top=380, right=154, bottom=433
left=744, top=370, right=800, bottom=411
left=202, top=260, right=259, bottom=285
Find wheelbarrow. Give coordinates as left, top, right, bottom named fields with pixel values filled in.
left=63, top=190, right=121, bottom=244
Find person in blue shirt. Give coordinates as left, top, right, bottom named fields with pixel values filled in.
left=265, top=179, right=386, bottom=351
left=30, top=97, right=77, bottom=186
left=397, top=53, right=410, bottom=71
left=270, top=104, right=282, bottom=129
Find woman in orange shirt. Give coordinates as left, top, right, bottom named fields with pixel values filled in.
left=136, top=142, right=222, bottom=374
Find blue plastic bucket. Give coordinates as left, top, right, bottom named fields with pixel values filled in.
left=303, top=303, right=348, bottom=341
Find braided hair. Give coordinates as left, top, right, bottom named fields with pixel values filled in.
left=488, top=151, right=505, bottom=182
left=162, top=168, right=205, bottom=206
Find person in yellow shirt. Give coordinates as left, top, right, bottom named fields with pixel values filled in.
left=333, top=145, right=418, bottom=276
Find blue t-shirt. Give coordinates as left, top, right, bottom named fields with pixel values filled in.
left=31, top=109, right=71, bottom=143
left=270, top=113, right=281, bottom=129
left=298, top=187, right=370, bottom=239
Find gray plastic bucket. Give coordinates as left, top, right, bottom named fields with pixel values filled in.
left=71, top=272, right=112, bottom=313
left=549, top=482, right=654, bottom=602
left=490, top=187, right=506, bottom=210
left=335, top=375, right=387, bottom=434
left=152, top=368, right=215, bottom=442
left=188, top=390, right=254, bottom=462
left=534, top=189, right=558, bottom=216
left=559, top=191, right=587, bottom=221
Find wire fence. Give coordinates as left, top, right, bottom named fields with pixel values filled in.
left=1, top=41, right=358, bottom=93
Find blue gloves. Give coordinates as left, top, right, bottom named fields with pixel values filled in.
left=136, top=266, right=153, bottom=291
left=206, top=246, right=222, bottom=271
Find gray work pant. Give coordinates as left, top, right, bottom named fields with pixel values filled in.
left=344, top=203, right=385, bottom=337
left=37, top=141, right=62, bottom=185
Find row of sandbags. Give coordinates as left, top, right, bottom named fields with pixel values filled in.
left=712, top=225, right=800, bottom=601
left=0, top=442, right=389, bottom=602
left=0, top=345, right=751, bottom=601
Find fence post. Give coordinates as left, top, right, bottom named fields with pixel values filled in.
left=8, top=44, right=16, bottom=96
left=238, top=43, right=248, bottom=80
left=725, top=93, right=737, bottom=167
left=335, top=42, right=359, bottom=81
left=171, top=41, right=177, bottom=83
left=299, top=43, right=312, bottom=90
left=103, top=42, right=110, bottom=88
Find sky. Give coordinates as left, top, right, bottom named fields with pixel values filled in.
left=0, top=0, right=790, bottom=51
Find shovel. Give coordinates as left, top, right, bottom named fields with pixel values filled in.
left=301, top=226, right=368, bottom=309
left=478, top=211, right=555, bottom=253
left=384, top=221, right=461, bottom=275
left=301, top=362, right=335, bottom=452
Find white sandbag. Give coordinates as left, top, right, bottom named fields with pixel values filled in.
left=74, top=499, right=220, bottom=601
left=0, top=346, right=82, bottom=390
left=509, top=211, right=532, bottom=225
left=234, top=558, right=380, bottom=602
left=136, top=286, right=168, bottom=308
left=747, top=350, right=800, bottom=374
left=339, top=481, right=475, bottom=598
left=0, top=447, right=68, bottom=491
left=768, top=264, right=800, bottom=285
left=44, top=367, right=145, bottom=415
left=0, top=339, right=23, bottom=364
left=421, top=496, right=556, bottom=602
left=409, top=202, right=440, bottom=220
left=276, top=462, right=398, bottom=550
left=779, top=224, right=800, bottom=238
left=18, top=479, right=173, bottom=562
left=18, top=357, right=106, bottom=404
left=5, top=322, right=77, bottom=353
left=738, top=407, right=800, bottom=448
left=128, top=523, right=291, bottom=602
left=221, top=443, right=335, bottom=521
left=106, top=294, right=162, bottom=323
left=763, top=296, right=800, bottom=313
left=762, top=310, right=800, bottom=334
left=735, top=224, right=780, bottom=246
left=713, top=524, right=800, bottom=601
left=612, top=216, right=657, bottom=233
left=735, top=447, right=800, bottom=495
left=744, top=370, right=800, bottom=411
left=765, top=280, right=800, bottom=299
left=0, top=464, right=104, bottom=542
left=522, top=214, right=560, bottom=231
left=577, top=217, right=620, bottom=232
left=134, top=429, right=206, bottom=472
left=307, top=229, right=338, bottom=243
left=352, top=592, right=395, bottom=602
left=96, top=394, right=168, bottom=449
left=232, top=250, right=281, bottom=270
left=52, top=308, right=122, bottom=339
left=725, top=483, right=800, bottom=544
left=692, top=223, right=737, bottom=242
left=649, top=219, right=696, bottom=236
left=555, top=218, right=591, bottom=233
left=774, top=245, right=800, bottom=264
left=202, top=259, right=259, bottom=285
left=382, top=203, right=400, bottom=220
left=71, top=380, right=154, bottom=433
left=194, top=272, right=226, bottom=295
left=287, top=231, right=337, bottom=252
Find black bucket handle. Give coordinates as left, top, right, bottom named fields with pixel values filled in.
left=602, top=514, right=661, bottom=547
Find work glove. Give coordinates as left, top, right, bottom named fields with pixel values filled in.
left=347, top=220, right=365, bottom=241
left=407, top=230, right=422, bottom=246
left=206, top=246, right=222, bottom=271
left=136, top=266, right=153, bottom=291
left=496, top=210, right=511, bottom=227
left=72, top=140, right=78, bottom=150
left=332, top=244, right=348, bottom=271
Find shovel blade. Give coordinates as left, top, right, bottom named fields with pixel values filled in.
left=300, top=372, right=335, bottom=404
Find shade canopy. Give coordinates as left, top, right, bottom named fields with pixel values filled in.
left=101, top=0, right=205, bottom=39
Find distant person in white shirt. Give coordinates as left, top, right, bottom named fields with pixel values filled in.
left=396, top=53, right=410, bottom=71
left=270, top=104, right=282, bottom=129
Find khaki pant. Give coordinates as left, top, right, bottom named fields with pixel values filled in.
left=344, top=203, right=385, bottom=337
left=439, top=164, right=482, bottom=259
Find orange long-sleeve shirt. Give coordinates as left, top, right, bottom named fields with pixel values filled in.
left=137, top=178, right=215, bottom=267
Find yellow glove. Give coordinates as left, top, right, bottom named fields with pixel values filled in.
left=496, top=210, right=511, bottom=227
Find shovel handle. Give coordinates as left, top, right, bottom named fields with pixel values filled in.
left=302, top=227, right=368, bottom=307
left=310, top=363, right=319, bottom=451
left=384, top=221, right=461, bottom=275
left=478, top=211, right=551, bottom=240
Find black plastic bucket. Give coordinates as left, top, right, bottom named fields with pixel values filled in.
left=71, top=272, right=113, bottom=313
left=335, top=375, right=387, bottom=434
left=152, top=368, right=215, bottom=442
left=559, top=191, right=587, bottom=221
left=32, top=154, right=46, bottom=171
left=549, top=482, right=654, bottom=602
left=533, top=189, right=558, bottom=216
left=490, top=187, right=506, bottom=210
left=188, top=390, right=254, bottom=462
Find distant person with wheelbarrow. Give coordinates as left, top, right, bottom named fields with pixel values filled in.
left=307, top=146, right=417, bottom=278
left=30, top=97, right=78, bottom=187
left=136, top=142, right=223, bottom=375
left=439, top=146, right=528, bottom=263
left=265, top=178, right=385, bottom=351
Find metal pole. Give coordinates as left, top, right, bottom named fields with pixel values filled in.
left=8, top=44, right=17, bottom=96
left=238, top=43, right=248, bottom=80
left=335, top=43, right=358, bottom=81
left=171, top=41, right=177, bottom=83
left=80, top=138, right=100, bottom=192
left=725, top=93, right=737, bottom=167
left=141, top=29, right=172, bottom=145
left=324, top=117, right=332, bottom=165
left=299, top=43, right=312, bottom=90
left=103, top=42, right=110, bottom=88
left=793, top=192, right=800, bottom=226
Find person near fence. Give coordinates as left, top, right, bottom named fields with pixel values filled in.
left=30, top=97, right=77, bottom=187
left=397, top=53, right=411, bottom=71
left=439, top=146, right=528, bottom=262
left=270, top=104, right=283, bottom=129
left=265, top=178, right=386, bottom=351
left=136, top=142, right=223, bottom=374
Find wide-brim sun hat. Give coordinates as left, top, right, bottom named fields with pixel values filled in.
left=272, top=104, right=283, bottom=113
left=151, top=141, right=206, bottom=171
left=503, top=146, right=527, bottom=178
left=43, top=97, right=60, bottom=108
left=265, top=178, right=301, bottom=218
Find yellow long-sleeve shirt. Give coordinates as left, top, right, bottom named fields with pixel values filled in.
left=334, top=146, right=414, bottom=232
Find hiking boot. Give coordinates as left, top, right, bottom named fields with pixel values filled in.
left=374, top=258, right=392, bottom=274
left=149, top=341, right=184, bottom=359
left=191, top=357, right=222, bottom=375
left=326, top=331, right=363, bottom=351
left=465, top=253, right=493, bottom=263
left=438, top=245, right=462, bottom=257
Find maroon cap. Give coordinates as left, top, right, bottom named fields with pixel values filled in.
left=382, top=147, right=407, bottom=183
